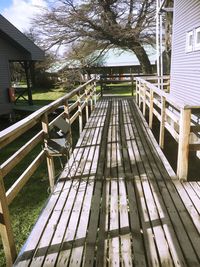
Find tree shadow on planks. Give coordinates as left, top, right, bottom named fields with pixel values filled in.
left=15, top=226, right=132, bottom=263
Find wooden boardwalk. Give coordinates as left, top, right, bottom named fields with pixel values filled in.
left=14, top=97, right=200, bottom=267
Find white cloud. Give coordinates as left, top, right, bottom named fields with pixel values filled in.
left=2, top=0, right=47, bottom=32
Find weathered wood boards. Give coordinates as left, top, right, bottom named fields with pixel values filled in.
left=14, top=97, right=200, bottom=267
left=0, top=79, right=97, bottom=266
left=135, top=76, right=200, bottom=181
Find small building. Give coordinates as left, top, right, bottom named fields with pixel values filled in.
left=170, top=0, right=200, bottom=105
left=157, top=0, right=200, bottom=105
left=0, top=14, right=44, bottom=116
left=48, top=46, right=157, bottom=82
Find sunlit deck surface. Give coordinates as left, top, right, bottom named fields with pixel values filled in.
left=14, top=97, right=200, bottom=267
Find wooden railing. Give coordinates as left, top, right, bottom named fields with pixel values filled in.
left=135, top=76, right=200, bottom=181
left=0, top=78, right=99, bottom=266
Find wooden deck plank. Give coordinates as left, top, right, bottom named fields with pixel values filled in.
left=83, top=100, right=112, bottom=266
left=14, top=97, right=200, bottom=267
left=120, top=101, right=161, bottom=267
left=123, top=101, right=175, bottom=267
left=57, top=101, right=107, bottom=266
left=128, top=99, right=200, bottom=266
left=133, top=98, right=200, bottom=256
left=108, top=99, right=120, bottom=266
left=29, top=111, right=100, bottom=267
left=123, top=100, right=186, bottom=266
left=14, top=98, right=106, bottom=267
left=116, top=102, right=132, bottom=267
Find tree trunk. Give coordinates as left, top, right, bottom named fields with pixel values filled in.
left=131, top=43, right=152, bottom=74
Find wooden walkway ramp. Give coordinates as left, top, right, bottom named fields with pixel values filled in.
left=14, top=97, right=200, bottom=267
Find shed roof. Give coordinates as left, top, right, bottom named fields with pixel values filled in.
left=102, top=46, right=157, bottom=67
left=0, top=14, right=44, bottom=61
left=48, top=45, right=156, bottom=73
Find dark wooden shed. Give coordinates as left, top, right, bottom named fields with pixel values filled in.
left=0, top=14, right=44, bottom=116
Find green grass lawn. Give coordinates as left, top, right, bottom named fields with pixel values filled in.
left=32, top=88, right=67, bottom=105
left=97, top=82, right=135, bottom=96
left=16, top=82, right=135, bottom=107
left=15, top=87, right=67, bottom=106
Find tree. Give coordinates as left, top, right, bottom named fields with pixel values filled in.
left=34, top=0, right=156, bottom=74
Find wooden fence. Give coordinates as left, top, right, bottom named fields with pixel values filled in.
left=0, top=78, right=99, bottom=266
left=135, top=75, right=200, bottom=181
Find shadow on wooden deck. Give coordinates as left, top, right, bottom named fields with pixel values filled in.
left=14, top=97, right=200, bottom=267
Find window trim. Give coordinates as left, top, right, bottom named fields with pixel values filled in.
left=186, top=30, right=194, bottom=52
left=194, top=27, right=200, bottom=51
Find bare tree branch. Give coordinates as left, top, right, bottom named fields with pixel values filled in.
left=33, top=0, right=156, bottom=73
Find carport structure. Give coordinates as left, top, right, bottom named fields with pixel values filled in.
left=0, top=14, right=44, bottom=115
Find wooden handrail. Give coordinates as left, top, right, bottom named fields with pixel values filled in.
left=0, top=78, right=97, bottom=266
left=0, top=78, right=95, bottom=149
left=135, top=75, right=200, bottom=181
left=135, top=76, right=200, bottom=110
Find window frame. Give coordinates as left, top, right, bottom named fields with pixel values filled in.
left=194, top=26, right=200, bottom=51
left=186, top=30, right=194, bottom=52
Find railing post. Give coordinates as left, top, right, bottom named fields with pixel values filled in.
left=136, top=80, right=139, bottom=104
left=85, top=87, right=89, bottom=123
left=143, top=84, right=147, bottom=116
left=94, top=81, right=97, bottom=108
left=159, top=96, right=166, bottom=149
left=63, top=99, right=72, bottom=155
left=139, top=81, right=142, bottom=108
left=131, top=75, right=134, bottom=96
left=100, top=79, right=103, bottom=97
left=149, top=88, right=154, bottom=128
left=0, top=171, right=17, bottom=267
left=41, top=113, right=55, bottom=191
left=89, top=86, right=93, bottom=113
left=77, top=92, right=83, bottom=135
left=177, top=108, right=191, bottom=181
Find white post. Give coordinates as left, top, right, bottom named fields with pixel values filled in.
left=156, top=0, right=161, bottom=87
left=77, top=92, right=83, bottom=135
left=63, top=99, right=72, bottom=155
left=149, top=89, right=154, bottom=128
left=177, top=109, right=191, bottom=181
left=159, top=96, right=166, bottom=148
left=143, top=84, right=147, bottom=116
left=41, top=113, right=55, bottom=191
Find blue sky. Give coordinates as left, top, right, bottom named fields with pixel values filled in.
left=0, top=0, right=12, bottom=12
left=0, top=0, right=11, bottom=12
left=0, top=0, right=47, bottom=31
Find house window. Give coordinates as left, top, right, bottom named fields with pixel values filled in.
left=186, top=30, right=194, bottom=52
left=194, top=27, right=200, bottom=50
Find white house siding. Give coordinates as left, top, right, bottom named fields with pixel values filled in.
left=170, top=0, right=200, bottom=106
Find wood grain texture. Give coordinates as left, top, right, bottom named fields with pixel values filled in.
left=14, top=97, right=200, bottom=267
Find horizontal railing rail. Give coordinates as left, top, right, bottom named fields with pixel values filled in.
left=0, top=78, right=100, bottom=266
left=135, top=75, right=200, bottom=182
